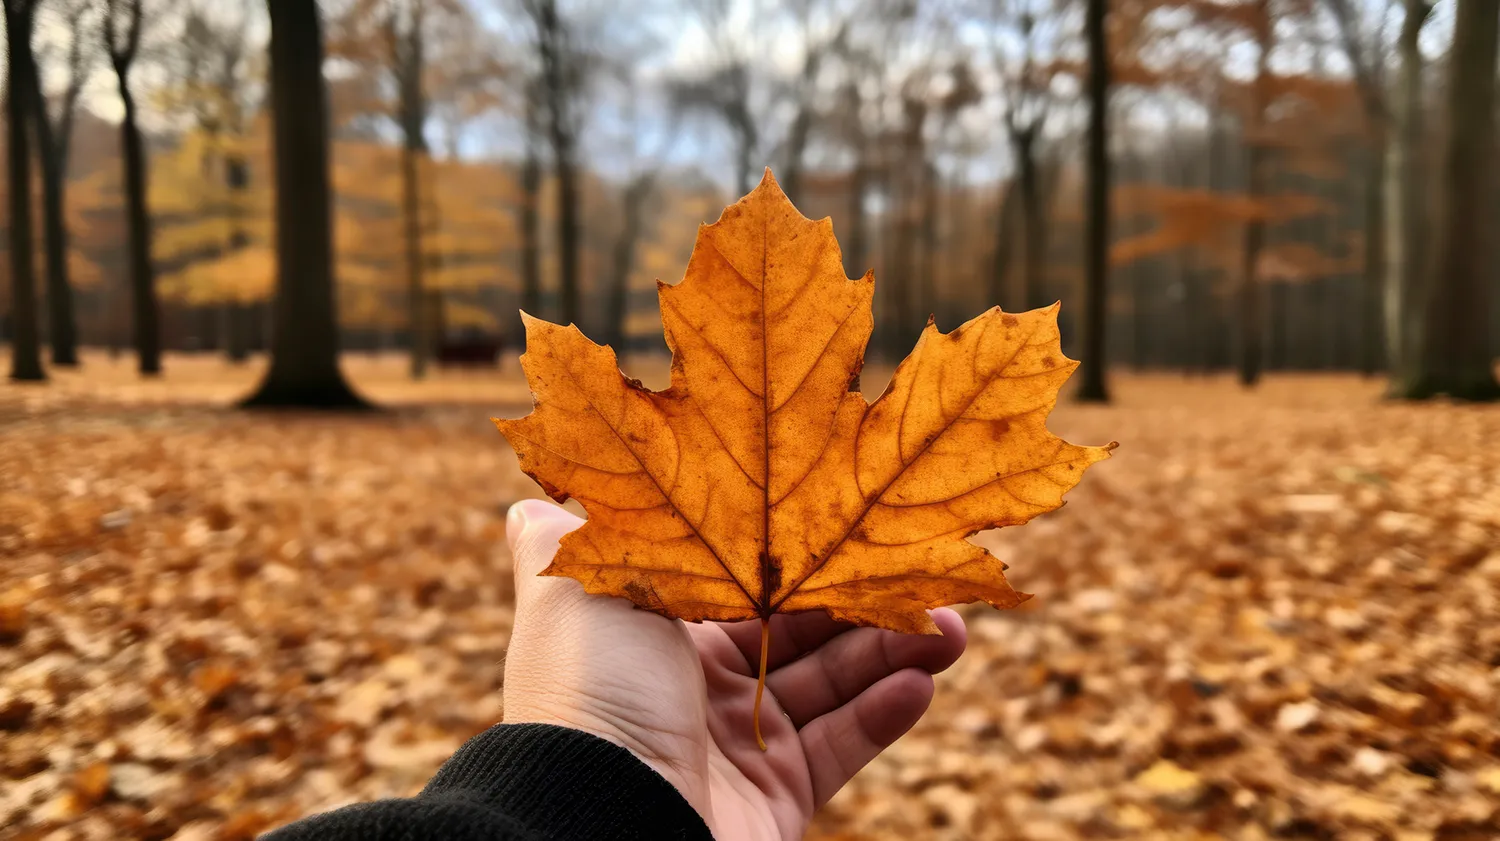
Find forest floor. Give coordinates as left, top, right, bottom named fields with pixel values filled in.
left=2, top=352, right=1499, bottom=840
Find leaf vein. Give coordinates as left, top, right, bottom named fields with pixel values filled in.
left=770, top=314, right=1046, bottom=611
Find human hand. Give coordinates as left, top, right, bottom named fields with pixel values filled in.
left=501, top=499, right=967, bottom=841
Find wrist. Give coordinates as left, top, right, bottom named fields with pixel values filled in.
left=503, top=698, right=710, bottom=820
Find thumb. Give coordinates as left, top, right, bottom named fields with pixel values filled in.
left=505, top=499, right=584, bottom=592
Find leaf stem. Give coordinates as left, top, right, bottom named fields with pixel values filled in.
left=753, top=617, right=770, bottom=751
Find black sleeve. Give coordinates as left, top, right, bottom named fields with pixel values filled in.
left=260, top=723, right=715, bottom=840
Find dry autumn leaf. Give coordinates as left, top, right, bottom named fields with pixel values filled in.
left=493, top=169, right=1115, bottom=746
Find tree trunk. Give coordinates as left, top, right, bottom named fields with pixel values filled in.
left=1237, top=161, right=1267, bottom=385
left=989, top=177, right=1016, bottom=310
left=604, top=175, right=653, bottom=354
left=224, top=302, right=249, bottom=363
left=519, top=97, right=542, bottom=331
left=781, top=107, right=812, bottom=207
left=224, top=155, right=251, bottom=363
left=1359, top=125, right=1386, bottom=375
left=890, top=188, right=918, bottom=357
left=1012, top=127, right=1049, bottom=311
left=242, top=0, right=366, bottom=409
left=841, top=82, right=868, bottom=282
left=5, top=1, right=44, bottom=381
left=554, top=145, right=580, bottom=327
left=1268, top=279, right=1289, bottom=370
left=1396, top=0, right=1500, bottom=400
left=398, top=13, right=428, bottom=380
left=27, top=58, right=77, bottom=367
left=116, top=81, right=160, bottom=375
left=919, top=161, right=940, bottom=320
left=888, top=107, right=925, bottom=357
left=401, top=144, right=427, bottom=378
left=1236, top=0, right=1271, bottom=389
left=843, top=139, right=867, bottom=280
left=1129, top=262, right=1148, bottom=370
left=734, top=119, right=756, bottom=198
left=196, top=305, right=219, bottom=351
left=1075, top=0, right=1110, bottom=403
left=1386, top=0, right=1430, bottom=375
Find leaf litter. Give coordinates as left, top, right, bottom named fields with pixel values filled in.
left=2, top=362, right=1498, bottom=840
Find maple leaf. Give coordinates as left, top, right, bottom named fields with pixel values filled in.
left=494, top=170, right=1115, bottom=747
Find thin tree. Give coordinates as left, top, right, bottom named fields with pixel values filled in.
left=984, top=0, right=1058, bottom=313
left=518, top=78, right=543, bottom=326
left=829, top=24, right=893, bottom=283
left=600, top=80, right=673, bottom=355
left=28, top=0, right=90, bottom=367
left=3, top=0, right=44, bottom=381
left=1324, top=0, right=1392, bottom=376
left=1235, top=0, right=1272, bottom=388
left=104, top=0, right=161, bottom=375
left=836, top=78, right=867, bottom=279
left=242, top=0, right=367, bottom=409
left=777, top=1, right=846, bottom=206
left=521, top=0, right=584, bottom=327
left=171, top=4, right=252, bottom=362
left=1074, top=0, right=1109, bottom=403
left=388, top=0, right=431, bottom=378
left=1385, top=0, right=1430, bottom=377
left=602, top=172, right=655, bottom=354
left=175, top=2, right=254, bottom=362
left=1395, top=0, right=1500, bottom=400
left=670, top=0, right=760, bottom=197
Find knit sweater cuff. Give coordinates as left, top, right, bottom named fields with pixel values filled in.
left=420, top=722, right=715, bottom=840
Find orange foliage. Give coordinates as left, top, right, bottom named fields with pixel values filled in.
left=494, top=172, right=1114, bottom=745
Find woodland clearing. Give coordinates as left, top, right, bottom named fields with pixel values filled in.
left=2, top=353, right=1498, bottom=840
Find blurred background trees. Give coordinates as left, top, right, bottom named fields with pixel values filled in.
left=1, top=0, right=1498, bottom=404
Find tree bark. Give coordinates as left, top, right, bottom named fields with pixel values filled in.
left=1129, top=262, right=1148, bottom=371
left=989, top=176, right=1016, bottom=310
left=224, top=155, right=251, bottom=363
left=1385, top=0, right=1430, bottom=376
left=224, top=303, right=249, bottom=362
left=396, top=7, right=428, bottom=380
left=1236, top=0, right=1272, bottom=389
left=918, top=160, right=939, bottom=321
left=242, top=0, right=366, bottom=409
left=1075, top=0, right=1110, bottom=403
left=401, top=139, right=428, bottom=379
left=27, top=53, right=78, bottom=367
left=733, top=110, right=757, bottom=199
left=842, top=108, right=868, bottom=281
left=603, top=174, right=654, bottom=354
left=4, top=0, right=44, bottom=381
left=1396, top=0, right=1500, bottom=400
left=553, top=151, right=580, bottom=326
left=114, top=73, right=160, bottom=374
left=519, top=91, right=543, bottom=334
left=1011, top=126, right=1049, bottom=311
left=1359, top=127, right=1386, bottom=375
left=531, top=0, right=580, bottom=328
left=887, top=100, right=926, bottom=357
left=780, top=42, right=827, bottom=207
